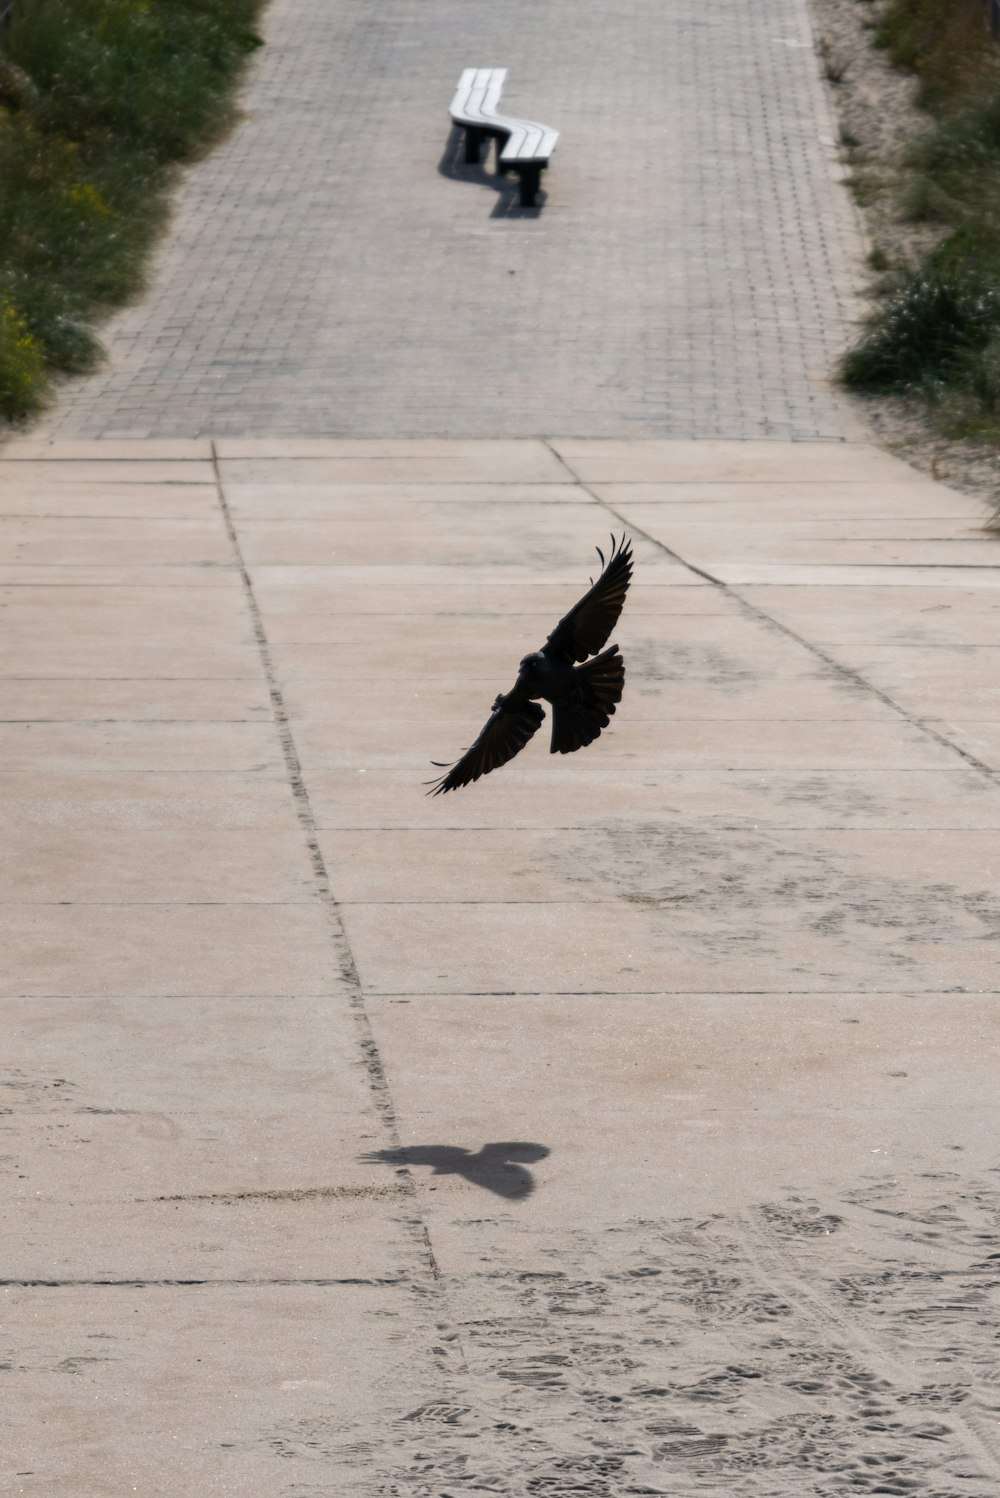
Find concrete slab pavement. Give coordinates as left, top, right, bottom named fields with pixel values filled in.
left=3, top=438, right=1000, bottom=1495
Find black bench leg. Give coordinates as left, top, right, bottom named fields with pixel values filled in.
left=517, top=165, right=541, bottom=207
left=463, top=126, right=486, bottom=163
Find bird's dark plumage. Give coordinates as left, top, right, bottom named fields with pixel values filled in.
left=428, top=534, right=632, bottom=794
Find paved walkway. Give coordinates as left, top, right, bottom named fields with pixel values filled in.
left=34, top=0, right=862, bottom=440
left=7, top=0, right=1000, bottom=1494
left=3, top=435, right=1000, bottom=1495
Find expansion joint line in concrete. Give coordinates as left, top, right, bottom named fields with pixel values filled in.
left=0, top=1277, right=405, bottom=1288
left=208, top=443, right=466, bottom=1368
left=541, top=439, right=1000, bottom=797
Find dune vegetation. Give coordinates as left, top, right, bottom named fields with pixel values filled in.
left=841, top=0, right=1000, bottom=441
left=0, top=0, right=263, bottom=421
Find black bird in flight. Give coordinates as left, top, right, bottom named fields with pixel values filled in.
left=428, top=534, right=633, bottom=794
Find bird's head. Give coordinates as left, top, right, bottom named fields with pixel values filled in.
left=520, top=651, right=545, bottom=672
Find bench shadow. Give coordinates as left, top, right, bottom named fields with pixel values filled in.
left=437, top=125, right=547, bottom=219
left=361, top=1140, right=550, bottom=1200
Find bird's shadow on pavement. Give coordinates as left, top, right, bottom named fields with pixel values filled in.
left=361, top=1141, right=550, bottom=1200
left=438, top=125, right=547, bottom=219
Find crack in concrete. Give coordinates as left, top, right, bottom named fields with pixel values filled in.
left=0, top=1277, right=404, bottom=1288
left=147, top=1185, right=410, bottom=1204
left=541, top=441, right=1000, bottom=796
left=208, top=440, right=470, bottom=1381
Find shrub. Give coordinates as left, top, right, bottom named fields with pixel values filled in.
left=842, top=270, right=1000, bottom=393
left=6, top=0, right=261, bottom=163
left=876, top=0, right=996, bottom=109
left=0, top=297, right=46, bottom=420
left=842, top=0, right=1000, bottom=438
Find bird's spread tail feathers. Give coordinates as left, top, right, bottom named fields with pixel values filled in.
left=550, top=645, right=625, bottom=755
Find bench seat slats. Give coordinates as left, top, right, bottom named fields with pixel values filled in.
left=449, top=68, right=557, bottom=205
left=498, top=120, right=559, bottom=164
left=449, top=68, right=558, bottom=166
left=450, top=67, right=507, bottom=128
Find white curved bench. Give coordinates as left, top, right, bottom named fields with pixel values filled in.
left=449, top=67, right=558, bottom=207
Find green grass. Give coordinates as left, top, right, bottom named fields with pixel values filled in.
left=841, top=0, right=1000, bottom=444
left=0, top=0, right=263, bottom=422
left=0, top=296, right=46, bottom=416
left=842, top=268, right=1000, bottom=392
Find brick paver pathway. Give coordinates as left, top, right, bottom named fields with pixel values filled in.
left=36, top=0, right=863, bottom=440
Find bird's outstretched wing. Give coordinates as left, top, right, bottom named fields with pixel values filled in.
left=427, top=698, right=545, bottom=795
left=545, top=534, right=633, bottom=664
